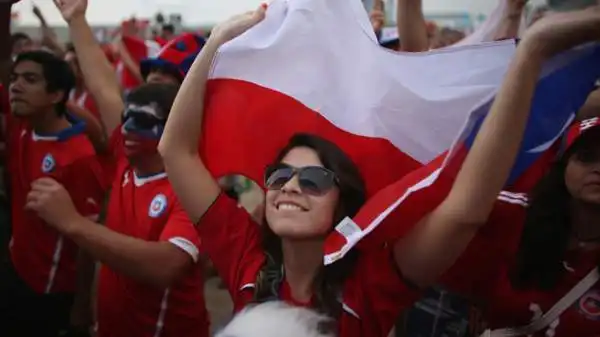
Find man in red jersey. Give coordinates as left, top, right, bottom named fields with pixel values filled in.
left=27, top=85, right=210, bottom=337
left=25, top=1, right=210, bottom=337
left=0, top=48, right=106, bottom=336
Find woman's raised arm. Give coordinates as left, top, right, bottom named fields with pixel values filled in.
left=394, top=8, right=600, bottom=287
left=158, top=5, right=268, bottom=222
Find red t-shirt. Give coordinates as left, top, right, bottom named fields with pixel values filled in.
left=7, top=112, right=105, bottom=294
left=197, top=194, right=422, bottom=337
left=95, top=130, right=208, bottom=337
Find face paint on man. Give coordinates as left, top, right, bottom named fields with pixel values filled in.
left=121, top=104, right=166, bottom=158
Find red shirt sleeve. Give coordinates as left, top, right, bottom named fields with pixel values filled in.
left=196, top=194, right=265, bottom=305
left=159, top=197, right=202, bottom=263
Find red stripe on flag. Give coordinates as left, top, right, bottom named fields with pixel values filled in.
left=201, top=79, right=421, bottom=196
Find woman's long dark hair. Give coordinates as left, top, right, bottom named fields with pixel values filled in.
left=511, top=132, right=599, bottom=290
left=252, top=133, right=367, bottom=319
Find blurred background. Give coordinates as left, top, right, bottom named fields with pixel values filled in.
left=10, top=0, right=547, bottom=42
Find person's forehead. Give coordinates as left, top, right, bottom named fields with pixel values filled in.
left=281, top=147, right=323, bottom=167
left=125, top=103, right=162, bottom=118
left=13, top=60, right=43, bottom=74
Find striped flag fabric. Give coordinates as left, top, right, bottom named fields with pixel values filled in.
left=199, top=0, right=600, bottom=264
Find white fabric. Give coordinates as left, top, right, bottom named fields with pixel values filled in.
left=168, top=237, right=200, bottom=262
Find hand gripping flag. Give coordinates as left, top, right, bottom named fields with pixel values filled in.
left=200, top=0, right=600, bottom=265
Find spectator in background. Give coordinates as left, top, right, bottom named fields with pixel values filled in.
left=32, top=4, right=67, bottom=57
left=527, top=5, right=550, bottom=27
left=64, top=43, right=100, bottom=120
left=429, top=27, right=466, bottom=49
left=10, top=32, right=33, bottom=59
left=161, top=23, right=177, bottom=42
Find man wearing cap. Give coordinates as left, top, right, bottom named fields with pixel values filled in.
left=140, top=33, right=205, bottom=85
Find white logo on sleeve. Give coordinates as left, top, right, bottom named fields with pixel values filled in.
left=580, top=117, right=599, bottom=132
left=148, top=194, right=168, bottom=218
left=122, top=171, right=130, bottom=187
left=41, top=154, right=56, bottom=173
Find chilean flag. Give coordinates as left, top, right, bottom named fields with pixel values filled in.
left=200, top=0, right=600, bottom=264
left=116, top=36, right=161, bottom=91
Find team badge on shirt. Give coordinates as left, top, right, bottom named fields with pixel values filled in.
left=41, top=153, right=56, bottom=173
left=578, top=289, right=600, bottom=321
left=148, top=194, right=168, bottom=218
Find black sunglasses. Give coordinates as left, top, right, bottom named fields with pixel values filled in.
left=264, top=163, right=338, bottom=195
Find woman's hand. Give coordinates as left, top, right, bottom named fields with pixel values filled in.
left=521, top=5, right=600, bottom=59
left=210, top=3, right=268, bottom=45
left=53, top=0, right=87, bottom=23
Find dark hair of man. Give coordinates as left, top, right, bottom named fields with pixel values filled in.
left=13, top=50, right=76, bottom=117
left=125, top=82, right=180, bottom=120
left=162, top=24, right=175, bottom=34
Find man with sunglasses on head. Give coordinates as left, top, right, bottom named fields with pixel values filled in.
left=23, top=1, right=210, bottom=337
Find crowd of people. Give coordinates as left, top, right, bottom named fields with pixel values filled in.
left=0, top=0, right=599, bottom=337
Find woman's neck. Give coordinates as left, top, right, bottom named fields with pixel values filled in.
left=281, top=239, right=323, bottom=303
left=570, top=200, right=600, bottom=244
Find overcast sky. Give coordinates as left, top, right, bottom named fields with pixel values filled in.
left=12, top=0, right=545, bottom=25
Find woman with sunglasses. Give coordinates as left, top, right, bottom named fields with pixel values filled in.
left=159, top=5, right=600, bottom=337
left=433, top=118, right=600, bottom=337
